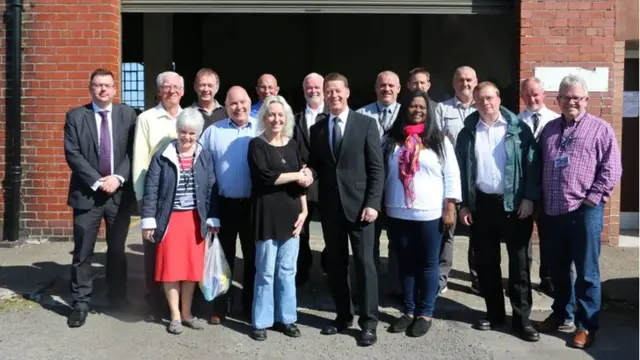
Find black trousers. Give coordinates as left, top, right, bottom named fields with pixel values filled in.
left=471, top=191, right=534, bottom=329
left=296, top=201, right=316, bottom=286
left=71, top=196, right=131, bottom=308
left=320, top=201, right=379, bottom=330
left=212, top=197, right=255, bottom=316
left=143, top=238, right=167, bottom=315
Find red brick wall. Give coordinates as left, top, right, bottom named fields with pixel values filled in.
left=0, top=0, right=121, bottom=241
left=519, top=0, right=623, bottom=245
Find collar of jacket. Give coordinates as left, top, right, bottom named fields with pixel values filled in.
left=160, top=140, right=205, bottom=168
left=463, top=106, right=522, bottom=136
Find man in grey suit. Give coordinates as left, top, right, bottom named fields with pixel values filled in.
left=63, top=68, right=137, bottom=328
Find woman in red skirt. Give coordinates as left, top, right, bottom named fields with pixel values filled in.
left=141, top=107, right=219, bottom=334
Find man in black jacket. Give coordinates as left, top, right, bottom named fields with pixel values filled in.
left=63, top=68, right=136, bottom=328
left=292, top=72, right=327, bottom=286
left=307, top=72, right=384, bottom=347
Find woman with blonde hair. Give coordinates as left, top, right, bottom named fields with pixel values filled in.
left=247, top=95, right=312, bottom=341
left=141, top=107, right=219, bottom=334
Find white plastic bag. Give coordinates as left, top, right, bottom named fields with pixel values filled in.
left=199, top=233, right=231, bottom=301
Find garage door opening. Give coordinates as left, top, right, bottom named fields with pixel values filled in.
left=122, top=11, right=517, bottom=112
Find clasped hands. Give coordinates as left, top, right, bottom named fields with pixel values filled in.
left=297, top=166, right=313, bottom=188
left=99, top=175, right=121, bottom=195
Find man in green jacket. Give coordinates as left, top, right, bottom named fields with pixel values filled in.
left=455, top=81, right=541, bottom=342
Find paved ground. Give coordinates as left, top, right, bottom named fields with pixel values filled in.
left=0, top=220, right=638, bottom=360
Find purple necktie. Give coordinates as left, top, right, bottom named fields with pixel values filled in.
left=98, top=110, right=112, bottom=176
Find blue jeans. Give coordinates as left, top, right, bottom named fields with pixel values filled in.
left=541, top=203, right=603, bottom=331
left=252, top=237, right=299, bottom=329
left=387, top=217, right=442, bottom=317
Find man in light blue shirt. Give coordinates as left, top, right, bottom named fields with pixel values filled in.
left=250, top=73, right=279, bottom=118
left=357, top=70, right=402, bottom=299
left=200, top=86, right=257, bottom=324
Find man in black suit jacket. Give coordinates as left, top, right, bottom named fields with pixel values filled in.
left=307, top=73, right=384, bottom=347
left=292, top=72, right=328, bottom=287
left=63, top=68, right=137, bottom=328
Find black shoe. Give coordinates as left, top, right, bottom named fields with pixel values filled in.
left=389, top=314, right=413, bottom=333
left=409, top=317, right=432, bottom=337
left=67, top=306, right=89, bottom=328
left=535, top=281, right=554, bottom=298
left=516, top=325, right=540, bottom=342
left=251, top=328, right=267, bottom=341
left=320, top=319, right=353, bottom=335
left=357, top=329, right=377, bottom=347
left=273, top=323, right=301, bottom=338
left=473, top=318, right=505, bottom=331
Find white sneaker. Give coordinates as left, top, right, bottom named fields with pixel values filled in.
left=439, top=286, right=448, bottom=294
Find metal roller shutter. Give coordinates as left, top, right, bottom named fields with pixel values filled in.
left=121, top=0, right=513, bottom=14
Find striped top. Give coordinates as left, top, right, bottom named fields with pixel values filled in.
left=173, top=154, right=197, bottom=210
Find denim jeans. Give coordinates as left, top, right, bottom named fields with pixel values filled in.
left=541, top=203, right=603, bottom=331
left=387, top=217, right=442, bottom=317
left=252, top=237, right=299, bottom=329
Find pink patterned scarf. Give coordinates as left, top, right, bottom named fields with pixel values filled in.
left=398, top=123, right=425, bottom=207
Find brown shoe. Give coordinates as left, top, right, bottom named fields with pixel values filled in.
left=209, top=315, right=224, bottom=325
left=536, top=315, right=562, bottom=333
left=572, top=330, right=595, bottom=349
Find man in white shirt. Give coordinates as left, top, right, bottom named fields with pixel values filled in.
left=517, top=77, right=560, bottom=297
left=292, top=72, right=326, bottom=286
left=455, top=82, right=540, bottom=342
left=435, top=66, right=480, bottom=295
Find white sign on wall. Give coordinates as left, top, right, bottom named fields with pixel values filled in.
left=534, top=67, right=610, bottom=92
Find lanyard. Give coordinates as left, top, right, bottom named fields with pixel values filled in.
left=557, top=119, right=581, bottom=154
left=176, top=149, right=195, bottom=192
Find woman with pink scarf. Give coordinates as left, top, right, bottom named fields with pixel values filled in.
left=382, top=91, right=461, bottom=337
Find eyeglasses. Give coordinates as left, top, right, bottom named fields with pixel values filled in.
left=558, top=95, right=587, bottom=103
left=161, top=84, right=182, bottom=91
left=91, top=83, right=114, bottom=89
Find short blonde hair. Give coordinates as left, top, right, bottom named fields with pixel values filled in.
left=256, top=95, right=295, bottom=139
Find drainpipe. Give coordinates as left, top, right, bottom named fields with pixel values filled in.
left=4, top=0, right=23, bottom=241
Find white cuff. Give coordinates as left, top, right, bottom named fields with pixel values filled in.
left=206, top=218, right=221, bottom=228
left=141, top=217, right=157, bottom=230
left=114, top=174, right=125, bottom=186
left=91, top=180, right=102, bottom=191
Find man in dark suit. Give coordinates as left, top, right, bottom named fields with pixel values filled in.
left=307, top=72, right=384, bottom=347
left=292, top=72, right=327, bottom=286
left=63, top=68, right=137, bottom=328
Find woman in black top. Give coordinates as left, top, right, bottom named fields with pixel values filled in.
left=247, top=95, right=313, bottom=341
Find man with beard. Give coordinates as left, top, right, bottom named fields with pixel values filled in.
left=191, top=68, right=227, bottom=128
left=250, top=73, right=280, bottom=118
left=435, top=66, right=480, bottom=295
left=292, top=72, right=326, bottom=286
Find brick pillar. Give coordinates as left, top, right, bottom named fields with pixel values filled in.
left=519, top=0, right=623, bottom=245
left=0, top=1, right=121, bottom=241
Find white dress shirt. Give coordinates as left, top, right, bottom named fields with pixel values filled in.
left=517, top=106, right=560, bottom=139
left=329, top=107, right=350, bottom=152
left=475, top=115, right=508, bottom=195
left=91, top=102, right=124, bottom=191
left=305, top=103, right=323, bottom=133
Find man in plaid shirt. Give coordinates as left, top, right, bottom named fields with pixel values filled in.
left=536, top=75, right=622, bottom=350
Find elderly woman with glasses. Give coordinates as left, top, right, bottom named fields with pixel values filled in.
left=247, top=95, right=312, bottom=341
left=141, top=107, right=219, bottom=335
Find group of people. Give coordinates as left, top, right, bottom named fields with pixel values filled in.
left=63, top=64, right=621, bottom=350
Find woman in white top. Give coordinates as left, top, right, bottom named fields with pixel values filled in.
left=383, top=91, right=461, bottom=337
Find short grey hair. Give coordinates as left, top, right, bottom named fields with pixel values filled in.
left=558, top=74, right=589, bottom=96
left=176, top=107, right=205, bottom=136
left=302, top=72, right=323, bottom=89
left=256, top=95, right=295, bottom=139
left=520, top=77, right=544, bottom=92
left=156, top=71, right=185, bottom=88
